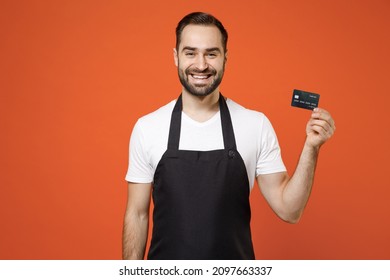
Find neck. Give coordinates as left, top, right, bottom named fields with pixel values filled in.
left=181, top=89, right=220, bottom=122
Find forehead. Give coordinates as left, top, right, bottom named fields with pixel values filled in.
left=178, top=24, right=223, bottom=51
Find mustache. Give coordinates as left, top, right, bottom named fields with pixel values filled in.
left=185, top=67, right=216, bottom=75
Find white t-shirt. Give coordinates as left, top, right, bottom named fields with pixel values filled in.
left=126, top=98, right=286, bottom=190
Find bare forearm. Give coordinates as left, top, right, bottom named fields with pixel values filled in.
left=283, top=141, right=319, bottom=222
left=258, top=108, right=334, bottom=223
left=122, top=211, right=149, bottom=260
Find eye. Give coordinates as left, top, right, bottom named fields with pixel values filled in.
left=206, top=53, right=217, bottom=58
left=185, top=52, right=195, bottom=57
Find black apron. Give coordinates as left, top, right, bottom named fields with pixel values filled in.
left=148, top=93, right=255, bottom=260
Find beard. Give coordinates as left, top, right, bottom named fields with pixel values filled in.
left=177, top=63, right=225, bottom=97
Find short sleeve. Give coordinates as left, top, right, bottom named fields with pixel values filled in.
left=256, top=116, right=286, bottom=176
left=125, top=120, right=154, bottom=183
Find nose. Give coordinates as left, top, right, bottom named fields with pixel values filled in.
left=194, top=54, right=208, bottom=71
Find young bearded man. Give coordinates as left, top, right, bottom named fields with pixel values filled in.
left=122, top=12, right=335, bottom=260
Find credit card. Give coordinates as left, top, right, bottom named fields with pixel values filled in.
left=291, top=89, right=320, bottom=110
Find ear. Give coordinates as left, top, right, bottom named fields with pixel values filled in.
left=224, top=50, right=228, bottom=63
left=173, top=48, right=178, bottom=67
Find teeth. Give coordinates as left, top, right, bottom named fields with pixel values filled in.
left=192, top=75, right=209, bottom=79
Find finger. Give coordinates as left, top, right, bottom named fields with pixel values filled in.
left=308, top=119, right=334, bottom=135
left=312, top=108, right=335, bottom=127
left=309, top=122, right=335, bottom=138
left=312, top=108, right=330, bottom=120
left=308, top=124, right=331, bottom=139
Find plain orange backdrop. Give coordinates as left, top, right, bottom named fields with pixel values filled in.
left=1, top=0, right=389, bottom=259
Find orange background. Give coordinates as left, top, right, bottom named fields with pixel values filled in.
left=1, top=0, right=389, bottom=259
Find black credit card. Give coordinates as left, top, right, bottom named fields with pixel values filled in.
left=291, top=89, right=320, bottom=110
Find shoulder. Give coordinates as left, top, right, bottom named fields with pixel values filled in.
left=138, top=99, right=176, bottom=124
left=135, top=100, right=175, bottom=134
left=226, top=98, right=268, bottom=128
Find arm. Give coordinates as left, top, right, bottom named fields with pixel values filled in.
left=257, top=108, right=335, bottom=223
left=122, top=182, right=152, bottom=259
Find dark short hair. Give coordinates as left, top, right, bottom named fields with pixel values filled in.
left=176, top=12, right=228, bottom=52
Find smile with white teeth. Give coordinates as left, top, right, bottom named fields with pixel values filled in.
left=191, top=74, right=211, bottom=79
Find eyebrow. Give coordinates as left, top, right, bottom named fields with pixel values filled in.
left=181, top=46, right=222, bottom=53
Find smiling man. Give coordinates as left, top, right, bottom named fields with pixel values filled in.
left=176, top=25, right=225, bottom=97
left=122, top=12, right=335, bottom=260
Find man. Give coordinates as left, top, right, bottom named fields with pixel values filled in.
left=122, top=12, right=335, bottom=260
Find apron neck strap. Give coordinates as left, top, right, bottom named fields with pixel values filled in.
left=167, top=93, right=237, bottom=150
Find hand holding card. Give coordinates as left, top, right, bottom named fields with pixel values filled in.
left=290, top=89, right=335, bottom=147
left=305, top=107, right=336, bottom=148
